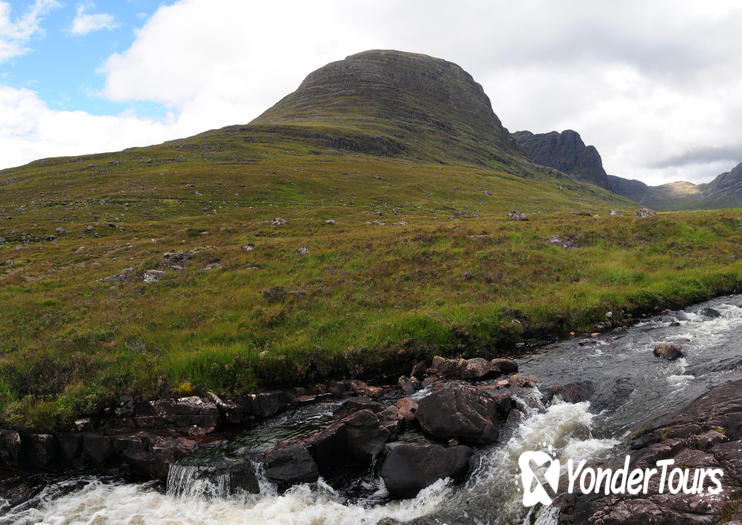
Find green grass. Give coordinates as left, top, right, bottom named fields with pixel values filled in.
left=0, top=124, right=740, bottom=430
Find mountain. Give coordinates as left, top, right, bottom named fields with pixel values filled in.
left=251, top=50, right=520, bottom=167
left=608, top=161, right=742, bottom=210
left=512, top=129, right=613, bottom=190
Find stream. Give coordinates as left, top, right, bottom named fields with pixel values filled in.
left=3, top=295, right=742, bottom=525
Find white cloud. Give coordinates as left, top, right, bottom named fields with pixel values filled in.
left=0, top=86, right=179, bottom=169
left=0, top=0, right=59, bottom=63
left=70, top=3, right=116, bottom=35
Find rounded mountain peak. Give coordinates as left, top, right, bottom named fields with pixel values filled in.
left=251, top=50, right=517, bottom=165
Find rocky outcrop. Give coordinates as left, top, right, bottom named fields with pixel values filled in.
left=635, top=207, right=657, bottom=219
left=513, top=129, right=612, bottom=190
left=264, top=442, right=319, bottom=488
left=560, top=380, right=742, bottom=524
left=381, top=442, right=472, bottom=498
left=416, top=384, right=502, bottom=444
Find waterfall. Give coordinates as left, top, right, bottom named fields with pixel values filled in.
left=166, top=463, right=233, bottom=499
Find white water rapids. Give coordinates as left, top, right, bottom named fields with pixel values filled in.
left=3, top=296, right=741, bottom=524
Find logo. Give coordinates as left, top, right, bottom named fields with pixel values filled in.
left=518, top=449, right=724, bottom=507
left=519, top=450, right=561, bottom=506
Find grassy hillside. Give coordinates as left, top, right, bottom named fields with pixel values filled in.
left=1, top=130, right=740, bottom=430
left=0, top=50, right=741, bottom=430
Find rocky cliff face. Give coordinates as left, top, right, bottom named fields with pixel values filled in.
left=251, top=50, right=520, bottom=166
left=512, top=129, right=613, bottom=190
left=609, top=161, right=742, bottom=210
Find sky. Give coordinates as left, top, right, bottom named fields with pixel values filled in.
left=1, top=1, right=742, bottom=185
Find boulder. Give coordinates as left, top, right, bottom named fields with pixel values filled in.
left=149, top=396, right=219, bottom=435
left=0, top=429, right=22, bottom=468
left=416, top=384, right=501, bottom=444
left=343, top=409, right=390, bottom=460
left=82, top=433, right=113, bottom=465
left=490, top=358, right=518, bottom=374
left=378, top=405, right=402, bottom=436
left=302, top=421, right=347, bottom=472
left=111, top=434, right=145, bottom=456
left=57, top=432, right=83, bottom=461
left=162, top=251, right=191, bottom=269
left=653, top=343, right=684, bottom=360
left=635, top=208, right=657, bottom=219
left=122, top=449, right=173, bottom=481
left=507, top=210, right=528, bottom=221
left=460, top=357, right=500, bottom=380
left=396, top=397, right=419, bottom=426
left=333, top=397, right=384, bottom=419
left=264, top=442, right=319, bottom=488
left=381, top=443, right=472, bottom=498
left=542, top=381, right=595, bottom=404
left=430, top=356, right=465, bottom=378
left=700, top=307, right=722, bottom=319
left=411, top=361, right=428, bottom=378
left=397, top=375, right=421, bottom=395
left=25, top=434, right=57, bottom=468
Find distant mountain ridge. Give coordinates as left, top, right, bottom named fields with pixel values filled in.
left=608, top=162, right=742, bottom=210
left=513, top=128, right=742, bottom=210
left=512, top=129, right=613, bottom=190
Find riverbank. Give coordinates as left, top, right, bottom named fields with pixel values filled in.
left=4, top=295, right=742, bottom=523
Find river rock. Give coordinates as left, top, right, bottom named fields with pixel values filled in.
left=700, top=307, right=722, bottom=319
left=333, top=397, right=384, bottom=419
left=82, top=433, right=113, bottom=465
left=0, top=429, right=22, bottom=467
left=302, top=420, right=347, bottom=472
left=111, top=434, right=145, bottom=456
left=343, top=409, right=390, bottom=460
left=149, top=396, right=219, bottom=435
left=653, top=343, right=684, bottom=360
left=57, top=432, right=83, bottom=461
left=429, top=356, right=465, bottom=378
left=460, top=357, right=500, bottom=380
left=264, top=442, right=319, bottom=488
left=397, top=375, right=420, bottom=394
left=25, top=434, right=57, bottom=468
left=490, top=358, right=518, bottom=374
left=122, top=449, right=172, bottom=480
left=396, top=397, right=419, bottom=426
left=379, top=405, right=402, bottom=435
left=381, top=442, right=472, bottom=499
left=416, top=384, right=501, bottom=444
left=542, top=381, right=595, bottom=404
left=562, top=379, right=742, bottom=524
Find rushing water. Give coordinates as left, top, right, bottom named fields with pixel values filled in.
left=3, top=296, right=742, bottom=525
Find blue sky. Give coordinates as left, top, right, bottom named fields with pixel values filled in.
left=1, top=0, right=170, bottom=117
left=1, top=0, right=742, bottom=185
